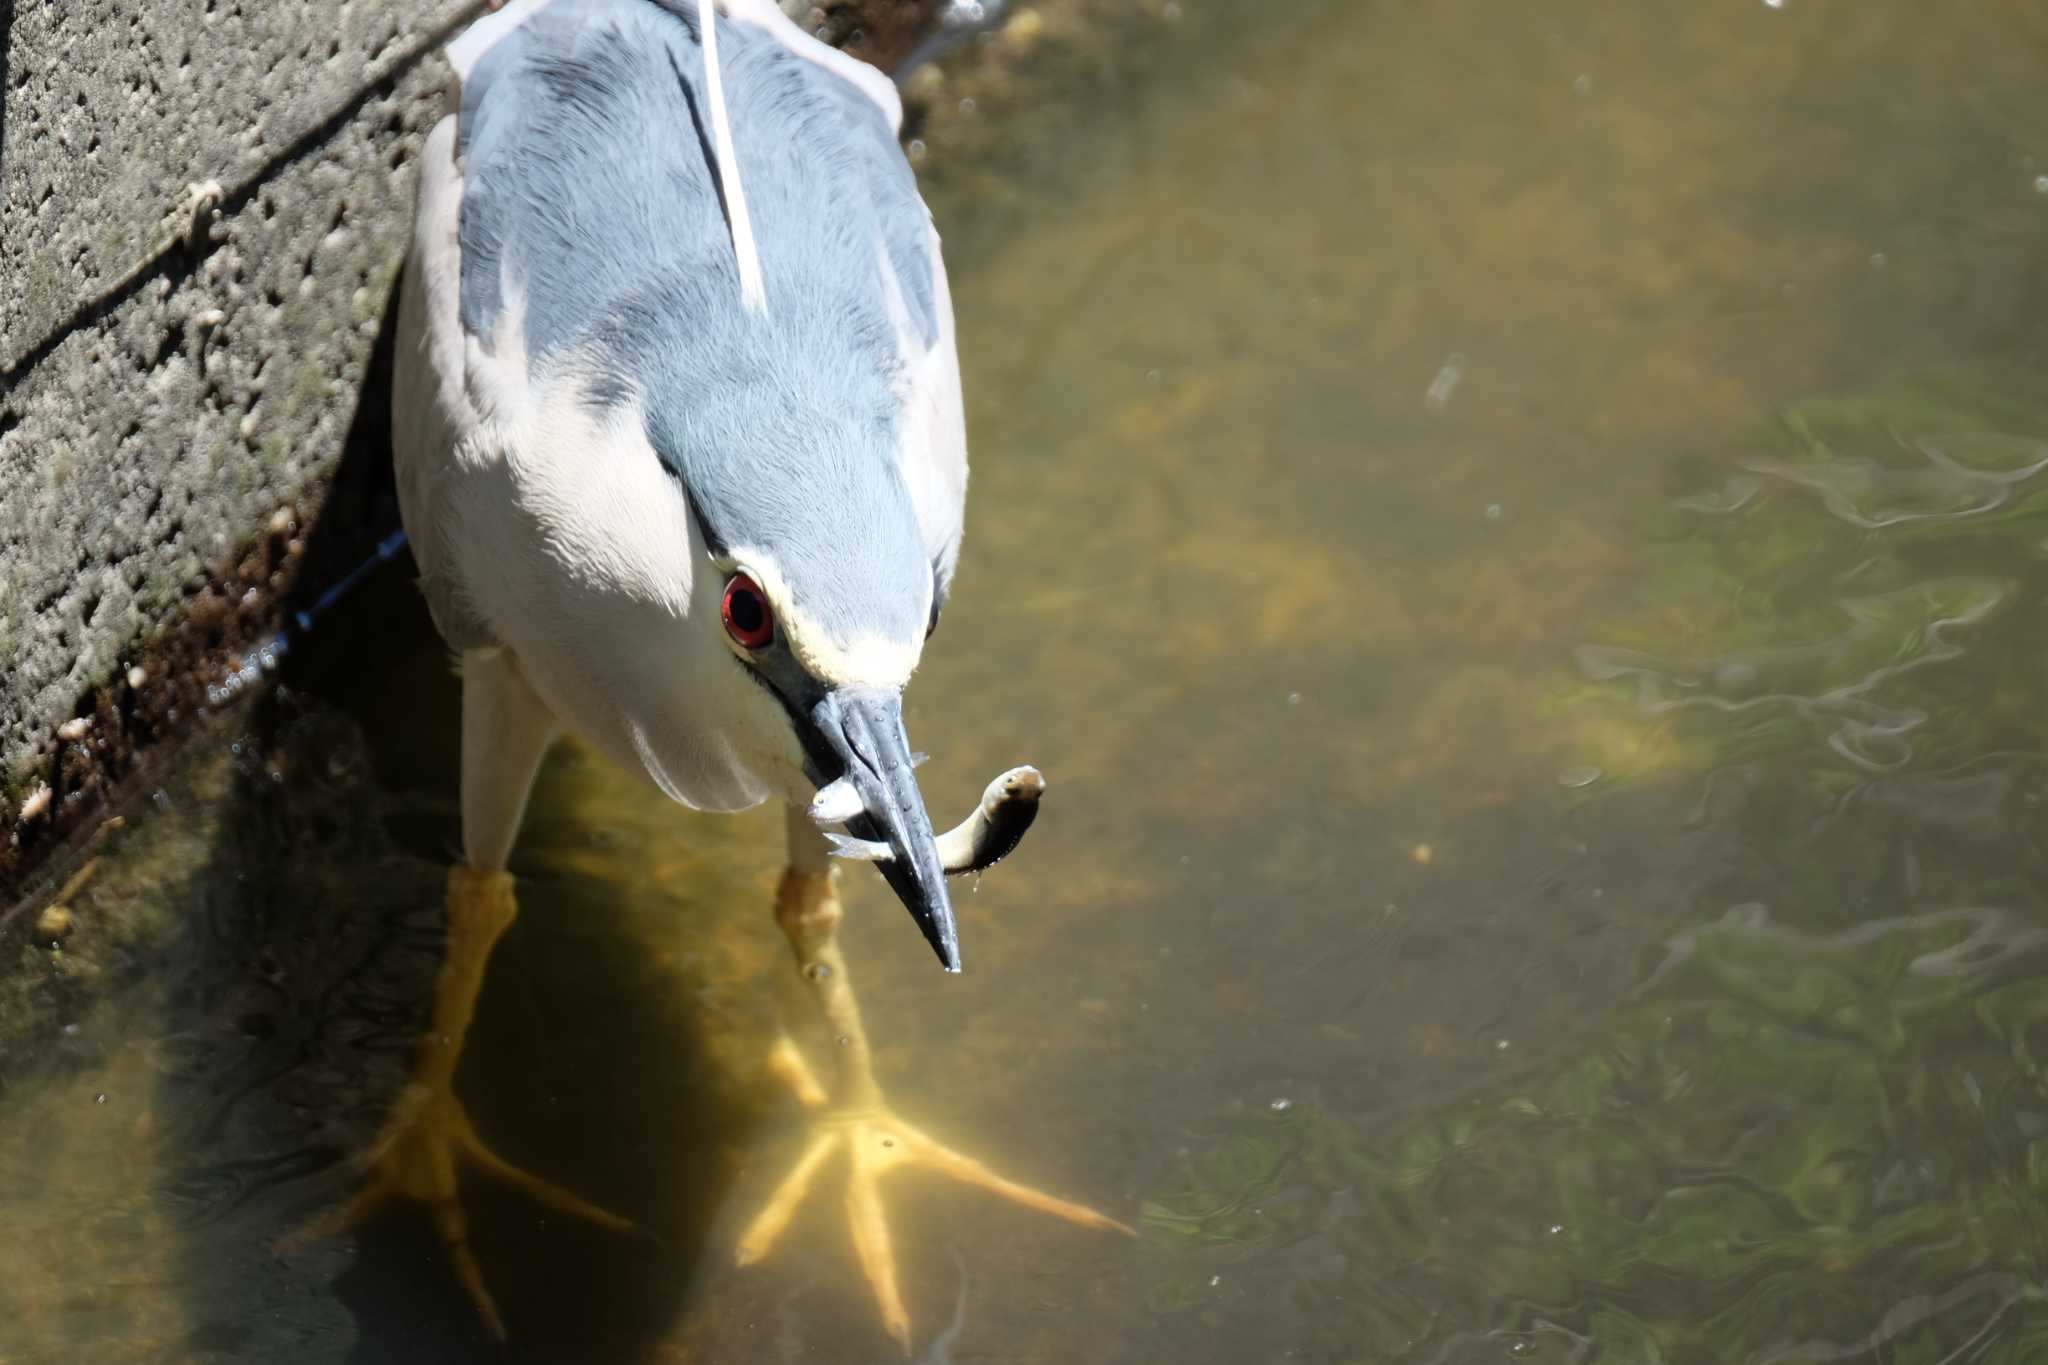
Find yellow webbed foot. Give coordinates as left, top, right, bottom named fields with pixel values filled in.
left=280, top=866, right=632, bottom=1339
left=286, top=1080, right=633, bottom=1337
left=735, top=1037, right=1130, bottom=1352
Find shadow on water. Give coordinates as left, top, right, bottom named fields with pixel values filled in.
left=0, top=282, right=754, bottom=1362
left=227, top=282, right=759, bottom=1363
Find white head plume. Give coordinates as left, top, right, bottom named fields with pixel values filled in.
left=698, top=0, right=768, bottom=315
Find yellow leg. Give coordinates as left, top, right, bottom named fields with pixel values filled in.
left=735, top=866, right=1130, bottom=1351
left=281, top=866, right=631, bottom=1339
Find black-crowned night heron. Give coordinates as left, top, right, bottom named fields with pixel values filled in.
left=319, top=0, right=1124, bottom=1346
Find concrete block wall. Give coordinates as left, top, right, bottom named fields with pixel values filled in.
left=1, top=0, right=486, bottom=860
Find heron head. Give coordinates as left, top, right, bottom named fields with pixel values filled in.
left=657, top=380, right=961, bottom=970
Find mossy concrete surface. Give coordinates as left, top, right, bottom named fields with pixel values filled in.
left=0, top=0, right=488, bottom=837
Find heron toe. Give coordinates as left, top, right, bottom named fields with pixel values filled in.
left=738, top=866, right=1130, bottom=1349
left=736, top=1040, right=1130, bottom=1351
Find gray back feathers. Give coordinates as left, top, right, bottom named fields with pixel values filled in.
left=458, top=0, right=943, bottom=648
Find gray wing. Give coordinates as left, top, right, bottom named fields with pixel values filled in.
left=452, top=0, right=969, bottom=625
left=390, top=114, right=499, bottom=653
left=453, top=0, right=936, bottom=378
left=893, top=223, right=968, bottom=626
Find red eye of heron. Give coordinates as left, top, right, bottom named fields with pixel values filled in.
left=721, top=573, right=774, bottom=650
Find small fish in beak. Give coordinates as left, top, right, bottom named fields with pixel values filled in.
left=817, top=767, right=1045, bottom=877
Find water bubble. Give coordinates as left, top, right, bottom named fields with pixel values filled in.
left=1869, top=251, right=1887, bottom=269
left=1762, top=0, right=1785, bottom=8
left=1425, top=353, right=1465, bottom=411
left=1162, top=1, right=1182, bottom=21
left=1572, top=74, right=1592, bottom=95
left=804, top=962, right=833, bottom=981
left=1483, top=503, right=1505, bottom=521
left=1208, top=1274, right=1221, bottom=1287
left=2034, top=175, right=2048, bottom=195
left=94, top=1093, right=108, bottom=1105
left=1268, top=1097, right=1293, bottom=1113
left=1548, top=1223, right=1565, bottom=1235
left=957, top=97, right=977, bottom=115
left=1556, top=764, right=1602, bottom=789
left=1714, top=659, right=1760, bottom=694
left=836, top=1034, right=852, bottom=1048
left=1495, top=1038, right=1512, bottom=1051
left=1286, top=692, right=1302, bottom=706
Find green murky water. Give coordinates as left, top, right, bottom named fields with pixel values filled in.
left=8, top=1, right=2048, bottom=1360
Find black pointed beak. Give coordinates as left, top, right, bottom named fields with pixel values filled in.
left=807, top=688, right=959, bottom=971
